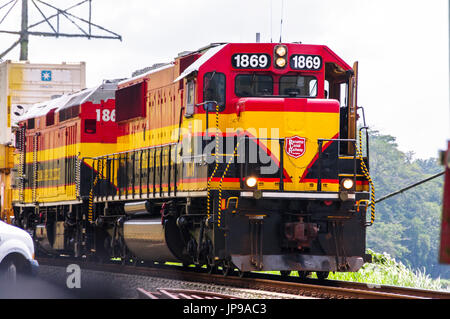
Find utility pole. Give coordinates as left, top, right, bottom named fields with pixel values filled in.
left=0, top=0, right=121, bottom=61
left=20, top=0, right=28, bottom=60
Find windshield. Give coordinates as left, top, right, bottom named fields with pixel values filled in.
left=235, top=73, right=317, bottom=98
left=235, top=74, right=273, bottom=97
left=279, top=75, right=317, bottom=97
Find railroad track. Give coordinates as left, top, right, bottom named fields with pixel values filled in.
left=37, top=257, right=450, bottom=299
left=137, top=287, right=239, bottom=299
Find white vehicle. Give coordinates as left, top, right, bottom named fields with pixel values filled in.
left=0, top=221, right=39, bottom=283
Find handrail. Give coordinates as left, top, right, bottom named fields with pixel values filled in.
left=89, top=142, right=178, bottom=160
left=81, top=142, right=179, bottom=201
left=357, top=127, right=375, bottom=226
left=317, top=138, right=357, bottom=192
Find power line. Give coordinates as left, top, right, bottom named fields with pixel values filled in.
left=0, top=0, right=122, bottom=60
left=375, top=171, right=445, bottom=204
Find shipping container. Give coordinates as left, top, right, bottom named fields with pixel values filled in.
left=0, top=60, right=86, bottom=145
left=0, top=144, right=14, bottom=222
left=0, top=60, right=85, bottom=222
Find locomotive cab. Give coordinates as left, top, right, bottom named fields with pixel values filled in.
left=169, top=43, right=372, bottom=273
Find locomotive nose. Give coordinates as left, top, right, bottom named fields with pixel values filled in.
left=234, top=97, right=340, bottom=192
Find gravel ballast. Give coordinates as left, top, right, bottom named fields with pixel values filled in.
left=1, top=265, right=308, bottom=299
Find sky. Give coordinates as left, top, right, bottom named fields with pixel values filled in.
left=0, top=0, right=448, bottom=159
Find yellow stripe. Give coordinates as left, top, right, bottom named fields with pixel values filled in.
left=17, top=142, right=116, bottom=165
left=13, top=185, right=77, bottom=203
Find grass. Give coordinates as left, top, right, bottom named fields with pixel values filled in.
left=255, top=250, right=448, bottom=291
left=321, top=250, right=447, bottom=291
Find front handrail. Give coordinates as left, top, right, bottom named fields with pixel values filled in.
left=317, top=138, right=357, bottom=192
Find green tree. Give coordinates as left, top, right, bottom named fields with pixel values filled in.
left=366, top=130, right=448, bottom=279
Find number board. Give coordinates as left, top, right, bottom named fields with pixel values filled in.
left=96, top=109, right=116, bottom=122
left=232, top=53, right=271, bottom=69
left=290, top=55, right=322, bottom=71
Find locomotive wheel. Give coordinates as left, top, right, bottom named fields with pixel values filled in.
left=221, top=265, right=232, bottom=276
left=298, top=271, right=310, bottom=280
left=279, top=270, right=292, bottom=277
left=237, top=269, right=247, bottom=278
left=182, top=262, right=194, bottom=270
left=221, top=261, right=234, bottom=276
left=316, top=271, right=329, bottom=280
left=205, top=256, right=217, bottom=274
left=206, top=263, right=217, bottom=274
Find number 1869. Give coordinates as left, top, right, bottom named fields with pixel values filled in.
left=96, top=109, right=115, bottom=122
left=232, top=53, right=270, bottom=69
left=290, top=55, right=322, bottom=70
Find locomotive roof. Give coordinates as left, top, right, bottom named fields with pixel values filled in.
left=118, top=43, right=227, bottom=87
left=174, top=43, right=228, bottom=82
left=118, top=62, right=174, bottom=87
left=57, top=81, right=118, bottom=112
left=172, top=42, right=351, bottom=81
left=18, top=94, right=71, bottom=122
left=18, top=81, right=118, bottom=122
left=119, top=42, right=351, bottom=87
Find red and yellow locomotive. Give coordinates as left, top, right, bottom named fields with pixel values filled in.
left=12, top=42, right=373, bottom=278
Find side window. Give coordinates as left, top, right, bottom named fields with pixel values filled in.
left=340, top=82, right=348, bottom=107
left=84, top=119, right=96, bottom=134
left=27, top=118, right=35, bottom=129
left=203, top=72, right=226, bottom=111
left=185, top=79, right=196, bottom=117
left=115, top=82, right=146, bottom=122
left=309, top=79, right=318, bottom=97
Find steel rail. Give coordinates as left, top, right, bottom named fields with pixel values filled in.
left=36, top=257, right=450, bottom=299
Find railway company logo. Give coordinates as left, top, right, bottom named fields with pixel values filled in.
left=285, top=136, right=306, bottom=158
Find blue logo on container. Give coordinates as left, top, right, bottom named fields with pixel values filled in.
left=41, top=70, right=52, bottom=82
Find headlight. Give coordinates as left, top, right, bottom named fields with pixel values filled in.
left=245, top=176, right=258, bottom=188
left=275, top=57, right=286, bottom=68
left=341, top=178, right=354, bottom=190
left=274, top=45, right=288, bottom=69
left=275, top=46, right=287, bottom=57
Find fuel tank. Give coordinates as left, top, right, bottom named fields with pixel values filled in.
left=124, top=201, right=147, bottom=215
left=123, top=218, right=179, bottom=263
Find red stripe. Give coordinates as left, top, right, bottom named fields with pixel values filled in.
left=302, top=178, right=369, bottom=185
left=182, top=177, right=292, bottom=183
left=302, top=178, right=339, bottom=184
left=237, top=98, right=340, bottom=113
